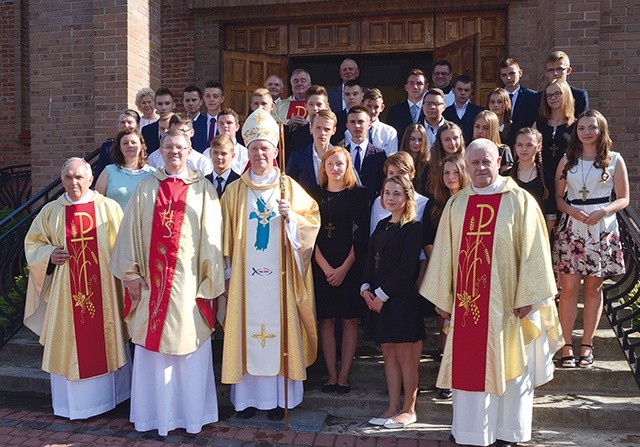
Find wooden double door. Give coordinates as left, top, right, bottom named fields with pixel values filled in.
left=222, top=10, right=506, bottom=121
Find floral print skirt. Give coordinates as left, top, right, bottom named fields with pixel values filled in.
left=554, top=210, right=625, bottom=278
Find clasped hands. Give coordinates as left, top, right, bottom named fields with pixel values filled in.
left=361, top=290, right=383, bottom=313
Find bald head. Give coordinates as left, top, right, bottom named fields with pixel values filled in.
left=465, top=138, right=501, bottom=188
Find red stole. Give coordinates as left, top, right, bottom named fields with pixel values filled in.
left=145, top=178, right=189, bottom=351
left=65, top=202, right=108, bottom=379
left=286, top=100, right=308, bottom=120
left=452, top=193, right=502, bottom=391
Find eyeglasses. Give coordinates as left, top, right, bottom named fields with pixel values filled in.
left=545, top=67, right=568, bottom=75
left=424, top=101, right=445, bottom=107
left=160, top=145, right=189, bottom=151
left=545, top=91, right=563, bottom=100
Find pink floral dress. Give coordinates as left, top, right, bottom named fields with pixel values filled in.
left=554, top=152, right=625, bottom=277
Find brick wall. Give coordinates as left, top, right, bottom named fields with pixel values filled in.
left=29, top=0, right=161, bottom=191
left=0, top=1, right=29, bottom=169
left=598, top=0, right=640, bottom=207
left=159, top=0, right=195, bottom=106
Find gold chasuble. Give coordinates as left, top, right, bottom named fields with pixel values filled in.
left=109, top=169, right=225, bottom=355
left=420, top=177, right=562, bottom=395
left=221, top=171, right=320, bottom=384
left=24, top=192, right=128, bottom=380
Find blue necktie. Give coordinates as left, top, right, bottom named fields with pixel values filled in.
left=509, top=93, right=515, bottom=111
left=354, top=146, right=362, bottom=172
left=410, top=104, right=419, bottom=123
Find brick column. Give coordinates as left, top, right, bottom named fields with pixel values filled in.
left=29, top=0, right=161, bottom=190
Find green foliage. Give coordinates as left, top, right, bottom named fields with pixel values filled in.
left=0, top=266, right=28, bottom=332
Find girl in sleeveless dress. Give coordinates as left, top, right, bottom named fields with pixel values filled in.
left=554, top=110, right=629, bottom=368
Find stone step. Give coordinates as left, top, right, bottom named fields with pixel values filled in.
left=294, top=385, right=640, bottom=431
left=0, top=363, right=50, bottom=395
left=0, top=329, right=43, bottom=364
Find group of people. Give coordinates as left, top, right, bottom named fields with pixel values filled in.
left=22, top=48, right=629, bottom=447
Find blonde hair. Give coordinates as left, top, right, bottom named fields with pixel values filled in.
left=381, top=175, right=416, bottom=226
left=487, top=88, right=512, bottom=135
left=384, top=151, right=415, bottom=179
left=473, top=110, right=502, bottom=145
left=319, top=146, right=358, bottom=189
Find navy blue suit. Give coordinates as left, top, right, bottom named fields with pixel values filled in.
left=571, top=85, right=589, bottom=116
left=206, top=170, right=240, bottom=197
left=328, top=85, right=343, bottom=114
left=141, top=121, right=160, bottom=153
left=386, top=102, right=425, bottom=142
left=94, top=139, right=115, bottom=180
left=285, top=144, right=321, bottom=200
left=331, top=109, right=348, bottom=145
left=192, top=113, right=209, bottom=153
left=507, top=86, right=539, bottom=147
left=351, top=143, right=387, bottom=203
left=284, top=123, right=313, bottom=162
left=443, top=102, right=485, bottom=145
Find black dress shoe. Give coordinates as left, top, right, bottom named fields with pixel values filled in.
left=321, top=383, right=337, bottom=393
left=437, top=388, right=453, bottom=399
left=496, top=440, right=517, bottom=447
left=336, top=384, right=351, bottom=394
left=236, top=406, right=257, bottom=419
left=267, top=407, right=285, bottom=420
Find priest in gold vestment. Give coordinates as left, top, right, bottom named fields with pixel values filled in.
left=220, top=107, right=320, bottom=421
left=420, top=139, right=563, bottom=447
left=109, top=129, right=225, bottom=436
left=24, top=158, right=131, bottom=420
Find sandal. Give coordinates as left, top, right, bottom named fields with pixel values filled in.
left=578, top=344, right=594, bottom=369
left=560, top=344, right=575, bottom=368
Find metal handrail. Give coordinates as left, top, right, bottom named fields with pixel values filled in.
left=0, top=164, right=31, bottom=210
left=0, top=147, right=101, bottom=348
left=603, top=207, right=640, bottom=389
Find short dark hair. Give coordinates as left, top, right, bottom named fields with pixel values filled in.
left=155, top=87, right=174, bottom=100
left=433, top=60, right=452, bottom=73
left=204, top=81, right=224, bottom=94
left=169, top=113, right=193, bottom=129
left=344, top=79, right=363, bottom=89
left=363, top=88, right=383, bottom=102
left=183, top=85, right=203, bottom=99
left=406, top=68, right=425, bottom=82
left=347, top=105, right=369, bottom=117
left=498, top=57, right=520, bottom=69
left=453, top=74, right=474, bottom=89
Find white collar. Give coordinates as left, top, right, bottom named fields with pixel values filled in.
left=472, top=176, right=505, bottom=195
left=65, top=190, right=95, bottom=204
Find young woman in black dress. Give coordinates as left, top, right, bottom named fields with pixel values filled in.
left=362, top=175, right=423, bottom=429
left=313, top=147, right=370, bottom=394
left=534, top=79, right=575, bottom=220
left=507, top=127, right=555, bottom=233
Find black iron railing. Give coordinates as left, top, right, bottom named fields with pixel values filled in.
left=0, top=164, right=31, bottom=209
left=0, top=148, right=101, bottom=349
left=603, top=207, right=640, bottom=389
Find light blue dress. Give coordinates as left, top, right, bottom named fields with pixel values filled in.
left=105, top=164, right=155, bottom=210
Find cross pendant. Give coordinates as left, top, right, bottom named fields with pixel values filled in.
left=578, top=185, right=589, bottom=201
left=374, top=251, right=381, bottom=269
left=324, top=222, right=335, bottom=238
left=550, top=144, right=558, bottom=158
